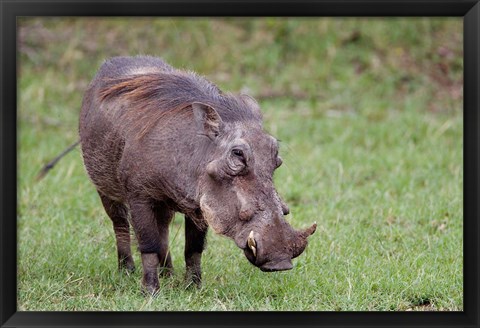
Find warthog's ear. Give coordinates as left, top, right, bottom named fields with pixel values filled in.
left=192, top=102, right=223, bottom=140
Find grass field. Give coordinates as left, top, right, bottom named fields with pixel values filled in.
left=17, top=18, right=463, bottom=311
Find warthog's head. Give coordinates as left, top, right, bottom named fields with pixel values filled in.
left=194, top=97, right=316, bottom=272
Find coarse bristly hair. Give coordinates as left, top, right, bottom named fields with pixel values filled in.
left=97, top=58, right=262, bottom=139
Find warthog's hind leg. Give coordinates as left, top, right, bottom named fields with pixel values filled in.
left=99, top=194, right=135, bottom=273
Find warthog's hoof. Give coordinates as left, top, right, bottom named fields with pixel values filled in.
left=119, top=262, right=135, bottom=275
left=185, top=269, right=202, bottom=289
left=141, top=273, right=160, bottom=296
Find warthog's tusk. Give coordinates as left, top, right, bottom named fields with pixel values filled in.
left=247, top=230, right=257, bottom=257
left=250, top=245, right=257, bottom=257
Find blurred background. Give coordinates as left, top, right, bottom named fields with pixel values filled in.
left=17, top=18, right=463, bottom=311
left=19, top=18, right=462, bottom=121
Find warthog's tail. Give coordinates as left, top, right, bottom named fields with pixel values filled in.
left=36, top=140, right=81, bottom=181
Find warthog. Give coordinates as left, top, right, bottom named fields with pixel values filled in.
left=79, top=56, right=316, bottom=293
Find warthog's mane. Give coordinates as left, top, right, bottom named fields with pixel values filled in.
left=98, top=70, right=260, bottom=139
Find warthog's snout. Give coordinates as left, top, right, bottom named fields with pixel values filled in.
left=242, top=222, right=317, bottom=272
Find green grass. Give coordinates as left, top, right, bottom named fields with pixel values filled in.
left=18, top=17, right=463, bottom=311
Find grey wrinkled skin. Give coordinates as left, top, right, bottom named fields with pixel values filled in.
left=79, top=55, right=316, bottom=294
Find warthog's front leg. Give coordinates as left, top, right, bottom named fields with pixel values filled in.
left=128, top=197, right=164, bottom=295
left=184, top=215, right=207, bottom=287
left=153, top=201, right=174, bottom=277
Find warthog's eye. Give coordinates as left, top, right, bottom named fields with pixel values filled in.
left=229, top=142, right=250, bottom=173
left=232, top=148, right=244, bottom=158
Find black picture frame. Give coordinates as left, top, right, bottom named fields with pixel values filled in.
left=1, top=1, right=479, bottom=327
